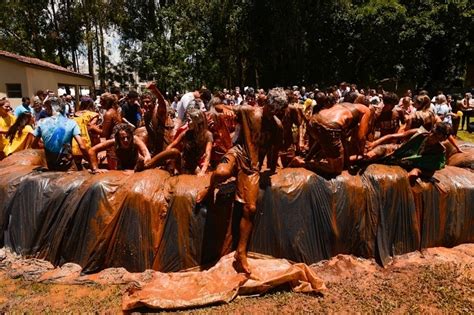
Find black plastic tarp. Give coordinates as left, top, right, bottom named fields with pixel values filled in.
left=0, top=149, right=473, bottom=272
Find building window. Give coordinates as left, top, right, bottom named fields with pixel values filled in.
left=6, top=84, right=22, bottom=98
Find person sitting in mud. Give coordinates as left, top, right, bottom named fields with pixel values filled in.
left=362, top=122, right=453, bottom=183
left=88, top=124, right=151, bottom=173
left=32, top=99, right=90, bottom=171
left=196, top=88, right=288, bottom=274
left=142, top=107, right=213, bottom=176
left=374, top=92, right=404, bottom=138
left=291, top=92, right=373, bottom=176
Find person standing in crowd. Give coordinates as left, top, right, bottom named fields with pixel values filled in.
left=32, top=99, right=90, bottom=171
left=37, top=97, right=55, bottom=120
left=460, top=92, right=473, bottom=131
left=197, top=88, right=289, bottom=274
left=89, top=93, right=122, bottom=169
left=14, top=97, right=33, bottom=117
left=32, top=97, right=43, bottom=122
left=0, top=99, right=15, bottom=160
left=3, top=112, right=34, bottom=157
left=121, top=90, right=141, bottom=128
left=64, top=95, right=75, bottom=117
left=375, top=92, right=404, bottom=137
left=176, top=88, right=202, bottom=127
left=72, top=97, right=100, bottom=169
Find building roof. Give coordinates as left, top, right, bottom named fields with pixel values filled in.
left=0, top=50, right=92, bottom=80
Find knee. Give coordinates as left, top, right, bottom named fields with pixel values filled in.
left=243, top=203, right=257, bottom=217
left=214, top=164, right=232, bottom=180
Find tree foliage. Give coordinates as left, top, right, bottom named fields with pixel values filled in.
left=0, top=0, right=472, bottom=92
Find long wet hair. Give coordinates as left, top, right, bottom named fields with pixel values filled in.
left=6, top=112, right=32, bottom=144
left=100, top=92, right=119, bottom=110
left=183, top=108, right=208, bottom=169
left=113, top=123, right=135, bottom=150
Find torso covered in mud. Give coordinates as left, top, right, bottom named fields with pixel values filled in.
left=376, top=108, right=402, bottom=137
left=103, top=108, right=122, bottom=139
left=233, top=105, right=279, bottom=171
left=205, top=112, right=232, bottom=167
left=408, top=110, right=436, bottom=131
left=281, top=104, right=302, bottom=150
left=310, top=103, right=360, bottom=134
left=144, top=103, right=175, bottom=156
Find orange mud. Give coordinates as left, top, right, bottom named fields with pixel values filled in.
left=1, top=245, right=473, bottom=312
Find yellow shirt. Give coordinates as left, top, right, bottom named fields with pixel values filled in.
left=0, top=113, right=16, bottom=153
left=3, top=124, right=34, bottom=156
left=72, top=110, right=98, bottom=156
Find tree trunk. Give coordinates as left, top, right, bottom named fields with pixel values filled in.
left=99, top=23, right=106, bottom=90
left=50, top=0, right=66, bottom=67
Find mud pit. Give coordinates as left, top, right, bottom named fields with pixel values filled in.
left=0, top=147, right=473, bottom=311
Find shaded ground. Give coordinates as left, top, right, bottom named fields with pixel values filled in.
left=1, top=245, right=473, bottom=313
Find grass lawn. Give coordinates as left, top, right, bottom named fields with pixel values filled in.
left=457, top=130, right=474, bottom=143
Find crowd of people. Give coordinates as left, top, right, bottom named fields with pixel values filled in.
left=1, top=81, right=473, bottom=273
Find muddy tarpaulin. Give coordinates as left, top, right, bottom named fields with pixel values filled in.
left=1, top=149, right=474, bottom=272
left=121, top=251, right=325, bottom=311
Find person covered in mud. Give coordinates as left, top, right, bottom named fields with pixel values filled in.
left=362, top=122, right=453, bottom=183
left=142, top=83, right=176, bottom=156
left=142, top=107, right=213, bottom=176
left=404, top=94, right=437, bottom=131
left=291, top=92, right=373, bottom=176
left=263, top=90, right=303, bottom=169
left=32, top=99, right=90, bottom=171
left=374, top=92, right=404, bottom=138
left=88, top=93, right=122, bottom=169
left=88, top=123, right=151, bottom=173
left=196, top=88, right=288, bottom=274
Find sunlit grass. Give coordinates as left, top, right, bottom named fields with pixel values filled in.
left=457, top=130, right=474, bottom=143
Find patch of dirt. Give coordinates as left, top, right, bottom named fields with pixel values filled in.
left=1, top=245, right=473, bottom=313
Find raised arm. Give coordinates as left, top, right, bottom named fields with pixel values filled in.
left=198, top=134, right=213, bottom=176
left=134, top=135, right=151, bottom=162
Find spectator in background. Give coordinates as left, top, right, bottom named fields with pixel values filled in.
left=3, top=112, right=34, bottom=157
left=38, top=97, right=54, bottom=120
left=14, top=97, right=33, bottom=117
left=0, top=99, right=15, bottom=160
left=176, top=88, right=202, bottom=127
left=64, top=95, right=75, bottom=117
left=121, top=90, right=141, bottom=128
left=460, top=92, right=474, bottom=130
left=434, top=94, right=453, bottom=126
left=32, top=97, right=43, bottom=122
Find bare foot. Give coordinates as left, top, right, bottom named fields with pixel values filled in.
left=234, top=251, right=251, bottom=274
left=196, top=186, right=211, bottom=203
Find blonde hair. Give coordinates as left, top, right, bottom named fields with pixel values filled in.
left=100, top=92, right=118, bottom=109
